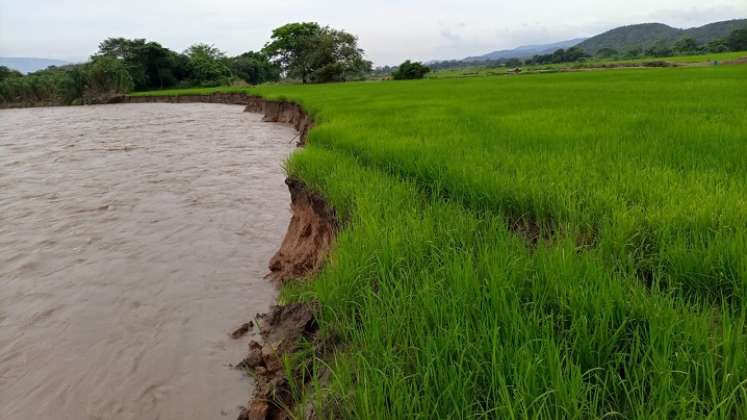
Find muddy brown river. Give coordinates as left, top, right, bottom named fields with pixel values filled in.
left=0, top=103, right=296, bottom=419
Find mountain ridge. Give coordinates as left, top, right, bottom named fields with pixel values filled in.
left=576, top=19, right=747, bottom=54
left=457, top=18, right=746, bottom=63
left=464, top=38, right=587, bottom=62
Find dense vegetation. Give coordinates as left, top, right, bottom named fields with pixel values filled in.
left=0, top=57, right=133, bottom=106
left=524, top=46, right=589, bottom=65
left=577, top=19, right=747, bottom=55
left=263, top=22, right=371, bottom=83
left=137, top=63, right=747, bottom=418
left=0, top=22, right=369, bottom=106
left=391, top=60, right=431, bottom=80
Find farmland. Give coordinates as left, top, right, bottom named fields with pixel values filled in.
left=138, top=64, right=747, bottom=418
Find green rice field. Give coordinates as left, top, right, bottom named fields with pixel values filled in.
left=138, top=64, right=747, bottom=418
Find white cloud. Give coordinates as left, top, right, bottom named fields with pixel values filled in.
left=0, top=0, right=745, bottom=65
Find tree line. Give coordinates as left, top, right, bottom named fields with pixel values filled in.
left=0, top=22, right=372, bottom=106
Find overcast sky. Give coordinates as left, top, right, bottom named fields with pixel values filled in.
left=0, top=0, right=745, bottom=65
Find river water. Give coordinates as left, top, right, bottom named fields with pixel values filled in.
left=0, top=103, right=296, bottom=419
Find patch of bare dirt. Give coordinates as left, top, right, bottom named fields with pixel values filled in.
left=723, top=56, right=747, bottom=65
left=236, top=303, right=318, bottom=420
left=267, top=178, right=338, bottom=284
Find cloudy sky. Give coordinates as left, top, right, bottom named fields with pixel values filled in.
left=0, top=0, right=745, bottom=65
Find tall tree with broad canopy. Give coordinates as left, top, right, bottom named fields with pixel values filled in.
left=229, top=51, right=280, bottom=85
left=184, top=43, right=233, bottom=86
left=727, top=28, right=747, bottom=51
left=96, top=38, right=186, bottom=89
left=263, top=22, right=371, bottom=83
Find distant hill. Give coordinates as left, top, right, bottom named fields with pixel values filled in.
left=0, top=57, right=70, bottom=74
left=464, top=38, right=587, bottom=62
left=576, top=19, right=747, bottom=54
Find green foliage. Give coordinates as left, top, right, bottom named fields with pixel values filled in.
left=263, top=22, right=323, bottom=83
left=84, top=56, right=134, bottom=95
left=727, top=28, right=747, bottom=51
left=704, top=38, right=730, bottom=53
left=229, top=51, right=279, bottom=85
left=624, top=47, right=643, bottom=59
left=96, top=38, right=185, bottom=90
left=646, top=42, right=673, bottom=57
left=391, top=60, right=431, bottom=80
left=526, top=47, right=590, bottom=64
left=307, top=27, right=372, bottom=83
left=673, top=37, right=698, bottom=54
left=504, top=58, right=523, bottom=68
left=577, top=19, right=747, bottom=55
left=184, top=43, right=233, bottom=86
left=595, top=47, right=619, bottom=58
left=263, top=22, right=371, bottom=83
left=0, top=60, right=132, bottom=105
left=0, top=65, right=23, bottom=81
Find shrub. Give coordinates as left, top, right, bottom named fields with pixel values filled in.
left=391, top=60, right=431, bottom=80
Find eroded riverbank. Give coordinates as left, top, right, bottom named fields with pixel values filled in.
left=0, top=103, right=297, bottom=419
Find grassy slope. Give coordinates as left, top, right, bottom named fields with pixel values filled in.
left=137, top=65, right=747, bottom=418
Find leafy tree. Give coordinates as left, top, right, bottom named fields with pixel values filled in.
left=263, top=22, right=371, bottom=83
left=0, top=65, right=23, bottom=81
left=391, top=60, right=431, bottom=80
left=96, top=38, right=148, bottom=87
left=96, top=38, right=186, bottom=90
left=673, top=38, right=698, bottom=54
left=624, top=47, right=643, bottom=59
left=504, top=58, right=523, bottom=68
left=84, top=56, right=133, bottom=96
left=645, top=42, right=673, bottom=57
left=526, top=47, right=589, bottom=65
left=726, top=28, right=747, bottom=51
left=704, top=38, right=729, bottom=53
left=596, top=48, right=619, bottom=58
left=230, top=51, right=280, bottom=85
left=263, top=22, right=322, bottom=83
left=562, top=47, right=589, bottom=62
left=184, top=43, right=233, bottom=86
left=306, top=27, right=372, bottom=83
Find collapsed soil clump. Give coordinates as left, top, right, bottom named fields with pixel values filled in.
left=237, top=176, right=338, bottom=420
left=236, top=303, right=318, bottom=420
left=267, top=178, right=338, bottom=284
left=231, top=322, right=254, bottom=339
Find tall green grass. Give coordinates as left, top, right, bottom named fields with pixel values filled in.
left=139, top=64, right=747, bottom=418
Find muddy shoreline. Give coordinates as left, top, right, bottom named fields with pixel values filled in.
left=122, top=92, right=335, bottom=419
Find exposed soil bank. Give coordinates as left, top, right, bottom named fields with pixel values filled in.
left=235, top=176, right=338, bottom=420
left=268, top=177, right=339, bottom=284
left=121, top=93, right=315, bottom=146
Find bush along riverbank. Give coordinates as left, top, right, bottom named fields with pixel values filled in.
left=141, top=63, right=746, bottom=419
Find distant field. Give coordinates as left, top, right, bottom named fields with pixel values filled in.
left=137, top=64, right=747, bottom=418
left=427, top=50, right=747, bottom=79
